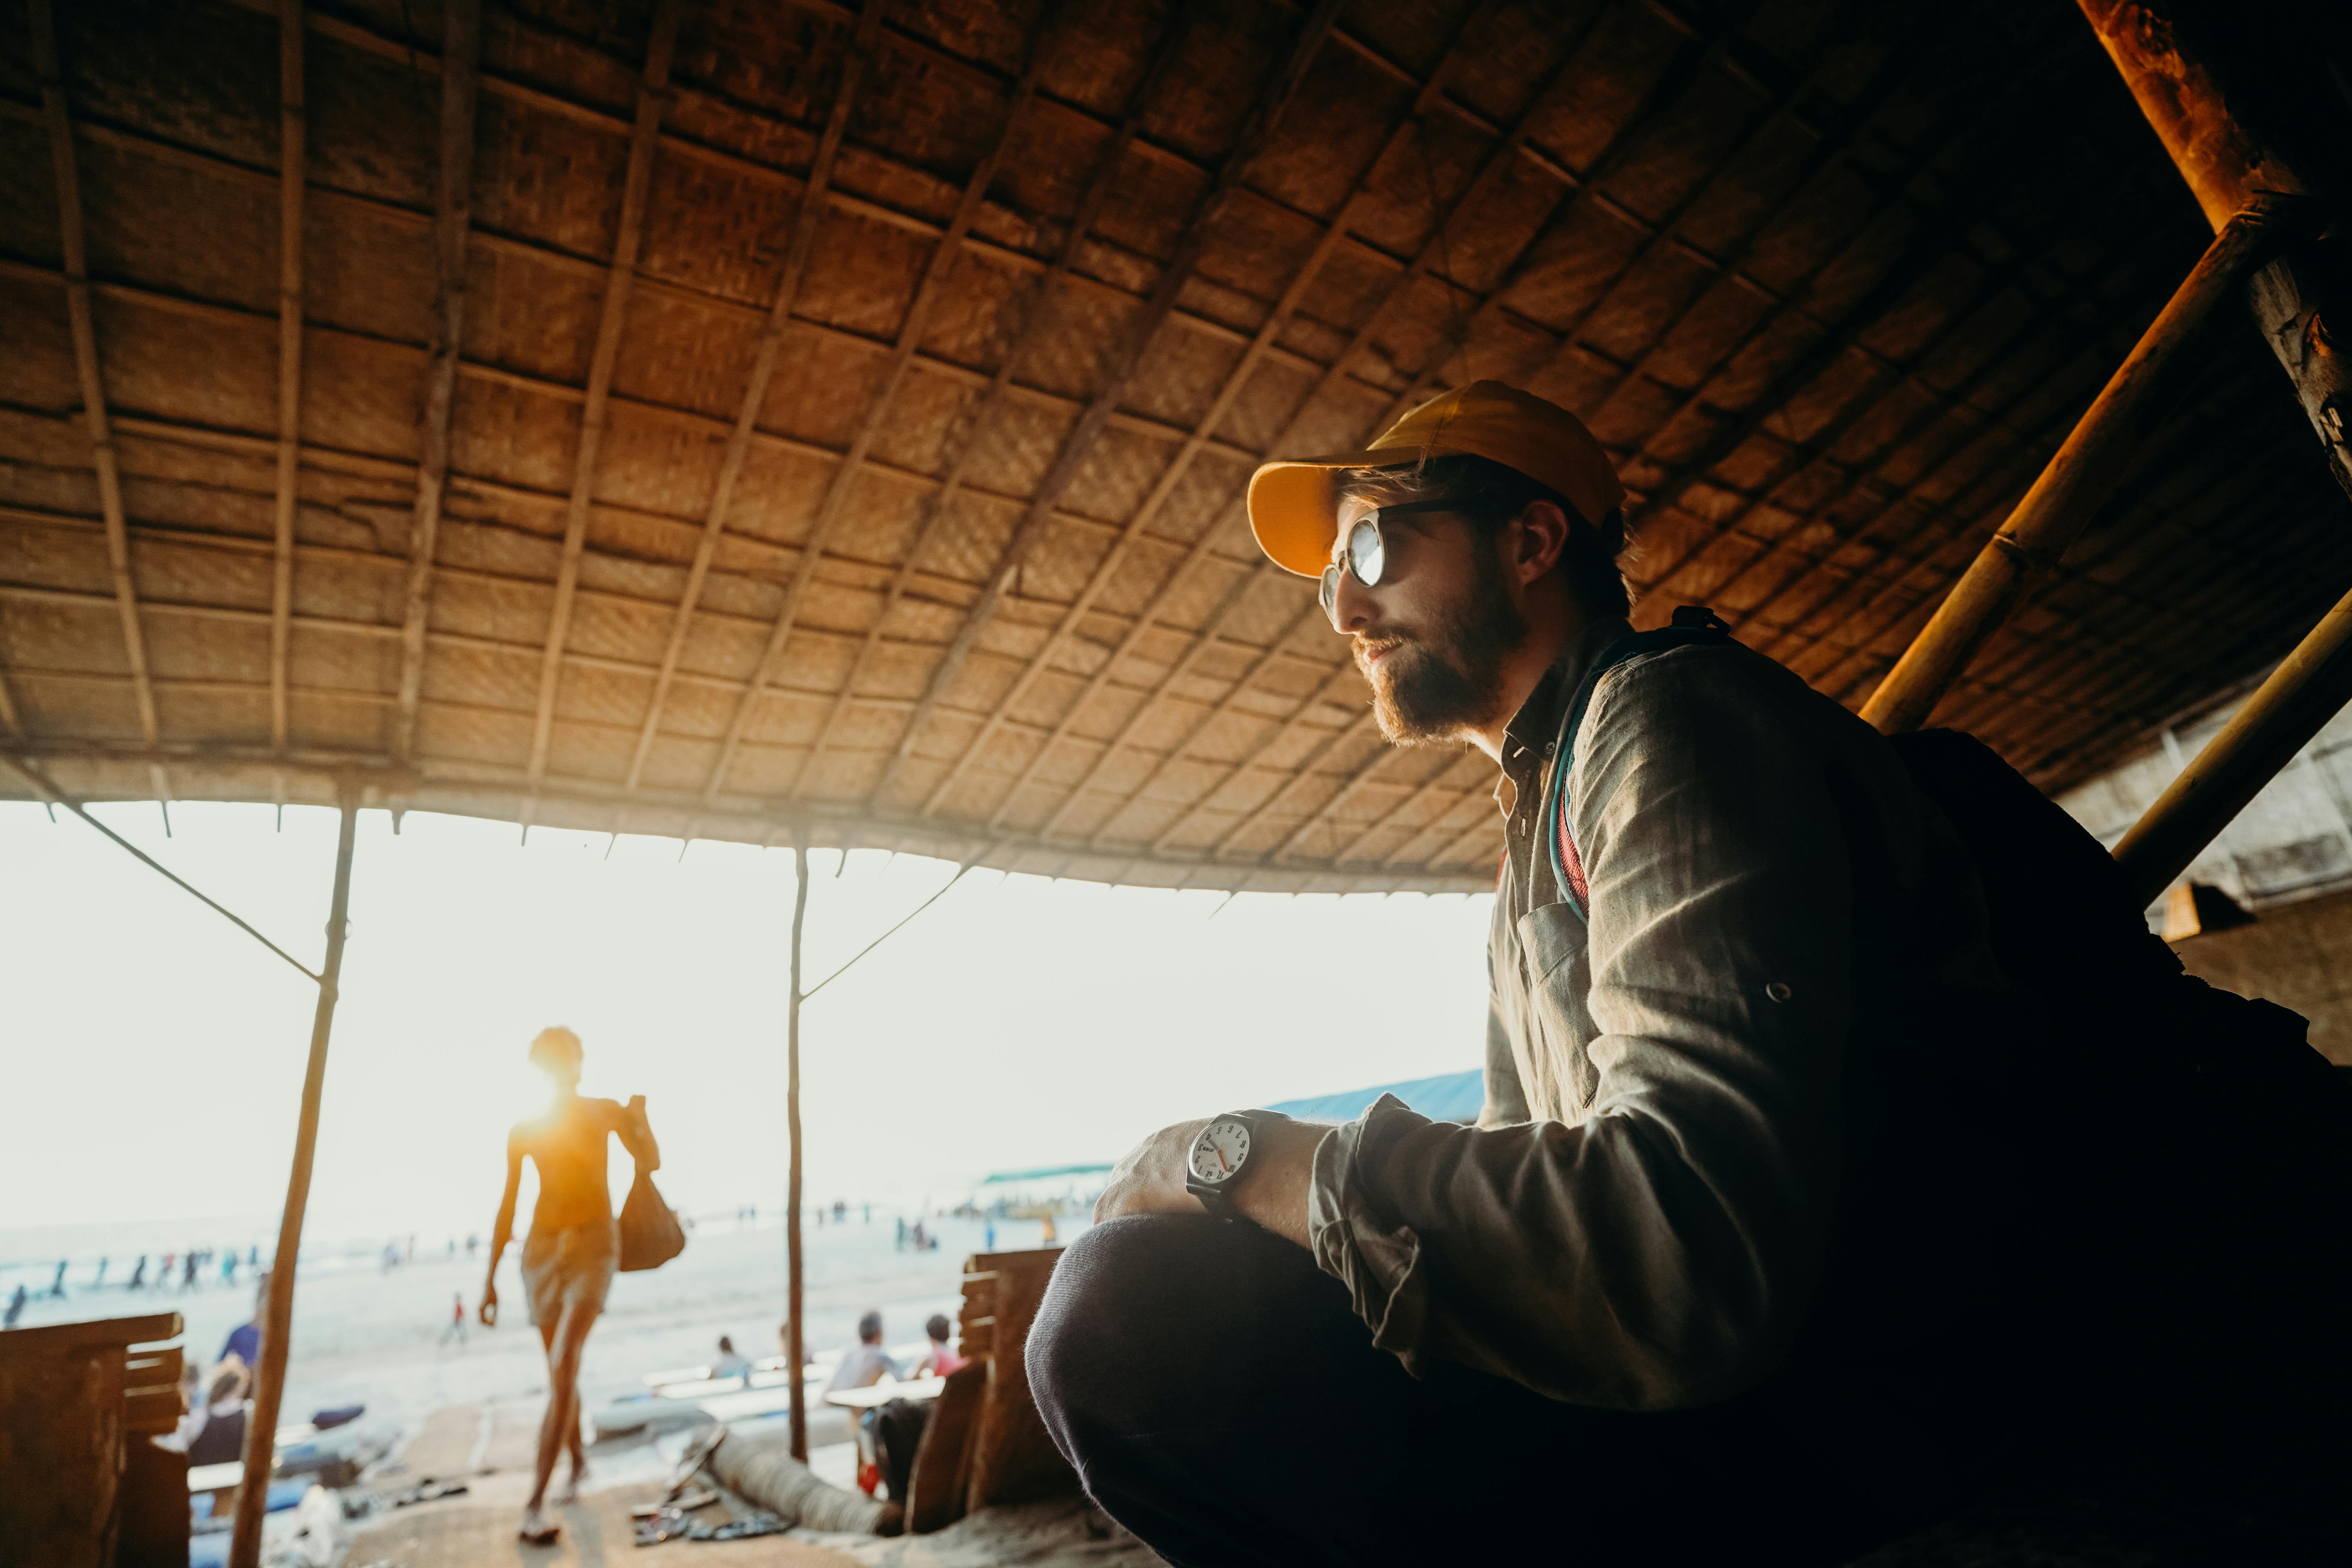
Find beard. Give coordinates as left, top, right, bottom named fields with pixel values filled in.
left=1358, top=548, right=1528, bottom=746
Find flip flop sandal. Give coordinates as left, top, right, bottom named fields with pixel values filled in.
left=690, top=1512, right=787, bottom=1542
left=632, top=1509, right=693, bottom=1545
left=519, top=1520, right=561, bottom=1546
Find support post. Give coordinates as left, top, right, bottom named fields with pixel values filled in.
left=2114, top=584, right=2352, bottom=905
left=2076, top=0, right=2352, bottom=504
left=785, top=842, right=809, bottom=1462
left=230, top=786, right=359, bottom=1568
left=2071, top=0, right=2352, bottom=893
left=1860, top=195, right=2318, bottom=734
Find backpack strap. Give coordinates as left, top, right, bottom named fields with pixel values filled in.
left=1537, top=606, right=1732, bottom=920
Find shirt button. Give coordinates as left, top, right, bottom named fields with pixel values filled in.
left=1765, top=981, right=1793, bottom=1004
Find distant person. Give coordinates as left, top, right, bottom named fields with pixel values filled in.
left=220, top=1273, right=269, bottom=1372
left=181, top=1252, right=200, bottom=1291
left=49, top=1259, right=67, bottom=1298
left=479, top=1025, right=660, bottom=1546
left=1040, top=1213, right=1057, bottom=1247
left=127, top=1256, right=147, bottom=1292
left=712, top=1336, right=753, bottom=1381
left=911, top=1314, right=964, bottom=1379
left=441, top=1292, right=468, bottom=1347
left=169, top=1365, right=250, bottom=1466
left=5, top=1284, right=25, bottom=1327
left=220, top=1250, right=236, bottom=1287
left=896, top=1216, right=907, bottom=1250
left=985, top=1218, right=996, bottom=1252
left=94, top=1257, right=107, bottom=1289
left=826, top=1310, right=901, bottom=1394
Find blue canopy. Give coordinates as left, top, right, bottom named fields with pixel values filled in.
left=1268, top=1069, right=1483, bottom=1125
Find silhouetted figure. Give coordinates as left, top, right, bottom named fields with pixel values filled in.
left=4, top=1285, right=25, bottom=1327
left=127, top=1256, right=147, bottom=1292
left=713, top=1335, right=752, bottom=1381
left=49, top=1259, right=67, bottom=1298
left=481, top=1026, right=659, bottom=1546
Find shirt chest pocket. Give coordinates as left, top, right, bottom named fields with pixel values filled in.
left=1512, top=902, right=1602, bottom=1122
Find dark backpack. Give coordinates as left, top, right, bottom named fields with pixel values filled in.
left=1555, top=609, right=2352, bottom=1444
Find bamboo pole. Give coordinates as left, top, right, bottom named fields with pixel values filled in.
left=230, top=786, right=359, bottom=1568
left=2114, top=586, right=2352, bottom=906
left=1860, top=193, right=2320, bottom=734
left=786, top=841, right=810, bottom=1462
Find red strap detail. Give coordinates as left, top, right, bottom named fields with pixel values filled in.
left=1557, top=809, right=1589, bottom=906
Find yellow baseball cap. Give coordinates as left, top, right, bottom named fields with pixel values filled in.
left=1247, top=380, right=1626, bottom=577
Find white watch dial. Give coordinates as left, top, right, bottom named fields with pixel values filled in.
left=1190, top=1118, right=1252, bottom=1186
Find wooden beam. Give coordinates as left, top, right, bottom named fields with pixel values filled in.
left=392, top=0, right=479, bottom=765
left=216, top=0, right=1347, bottom=383
left=271, top=0, right=305, bottom=757
left=1015, top=6, right=1628, bottom=841
left=1073, top=601, right=1326, bottom=848
left=615, top=0, right=882, bottom=802
left=1860, top=198, right=2315, bottom=733
left=520, top=0, right=684, bottom=831
left=869, top=0, right=1348, bottom=816
left=964, top=0, right=1523, bottom=834
left=783, top=5, right=1194, bottom=800
left=1148, top=664, right=1367, bottom=857
left=692, top=0, right=1071, bottom=812
left=1325, top=751, right=1490, bottom=867
left=229, top=787, right=357, bottom=1568
left=785, top=840, right=809, bottom=1460
left=31, top=0, right=170, bottom=809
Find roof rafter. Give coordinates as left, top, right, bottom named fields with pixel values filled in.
left=270, top=0, right=305, bottom=761
left=517, top=0, right=684, bottom=835
left=963, top=0, right=1531, bottom=836
left=688, top=0, right=1077, bottom=815
left=1027, top=0, right=1788, bottom=849
left=782, top=4, right=1195, bottom=801
left=391, top=0, right=479, bottom=766
left=612, top=0, right=884, bottom=803
left=30, top=0, right=170, bottom=813
left=1145, top=663, right=1368, bottom=860
left=862, top=0, right=1350, bottom=817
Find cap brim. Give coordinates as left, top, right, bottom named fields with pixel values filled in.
left=1247, top=445, right=1452, bottom=577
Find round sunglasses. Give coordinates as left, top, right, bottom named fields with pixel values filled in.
left=1318, top=498, right=1462, bottom=625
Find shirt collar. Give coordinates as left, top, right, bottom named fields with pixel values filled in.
left=1494, top=614, right=1634, bottom=813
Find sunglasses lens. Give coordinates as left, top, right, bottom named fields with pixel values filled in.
left=1319, top=565, right=1341, bottom=618
left=1348, top=517, right=1385, bottom=587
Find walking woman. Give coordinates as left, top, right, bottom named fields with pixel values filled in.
left=481, top=1026, right=658, bottom=1544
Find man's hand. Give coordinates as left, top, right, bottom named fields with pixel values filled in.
left=479, top=1280, right=499, bottom=1328
left=1095, top=1119, right=1212, bottom=1222
left=1095, top=1115, right=1326, bottom=1248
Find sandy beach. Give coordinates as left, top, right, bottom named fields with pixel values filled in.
left=1, top=1209, right=1065, bottom=1445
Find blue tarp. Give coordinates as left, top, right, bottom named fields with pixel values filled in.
left=1268, top=1068, right=1483, bottom=1125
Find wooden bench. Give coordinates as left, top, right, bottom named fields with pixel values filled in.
left=0, top=1311, right=187, bottom=1568
left=899, top=1247, right=1078, bottom=1534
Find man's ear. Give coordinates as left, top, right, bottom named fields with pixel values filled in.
left=1510, top=499, right=1572, bottom=587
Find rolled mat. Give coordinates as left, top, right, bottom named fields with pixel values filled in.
left=706, top=1434, right=893, bottom=1534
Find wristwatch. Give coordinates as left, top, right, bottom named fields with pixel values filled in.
left=1185, top=1111, right=1274, bottom=1216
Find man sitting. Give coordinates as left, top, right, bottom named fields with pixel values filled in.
left=711, top=1335, right=753, bottom=1382
left=1024, top=382, right=2352, bottom=1565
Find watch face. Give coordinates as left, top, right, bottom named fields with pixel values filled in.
left=1190, top=1118, right=1252, bottom=1187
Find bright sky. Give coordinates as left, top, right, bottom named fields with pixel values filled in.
left=2, top=799, right=1494, bottom=1244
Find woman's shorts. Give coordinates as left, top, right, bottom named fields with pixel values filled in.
left=520, top=1220, right=619, bottom=1329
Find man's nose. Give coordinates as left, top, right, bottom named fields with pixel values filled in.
left=1328, top=562, right=1375, bottom=633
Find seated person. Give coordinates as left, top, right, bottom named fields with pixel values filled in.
left=711, top=1335, right=753, bottom=1381
left=1023, top=383, right=2352, bottom=1566
left=825, top=1310, right=900, bottom=1393
left=162, top=1365, right=249, bottom=1465
left=909, top=1313, right=964, bottom=1379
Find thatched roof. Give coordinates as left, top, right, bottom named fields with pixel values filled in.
left=2, top=0, right=2343, bottom=893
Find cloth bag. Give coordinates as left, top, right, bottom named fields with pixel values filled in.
left=619, top=1167, right=684, bottom=1272
left=617, top=1096, right=685, bottom=1272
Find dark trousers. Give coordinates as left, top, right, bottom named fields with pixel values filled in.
left=1025, top=1216, right=1937, bottom=1568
